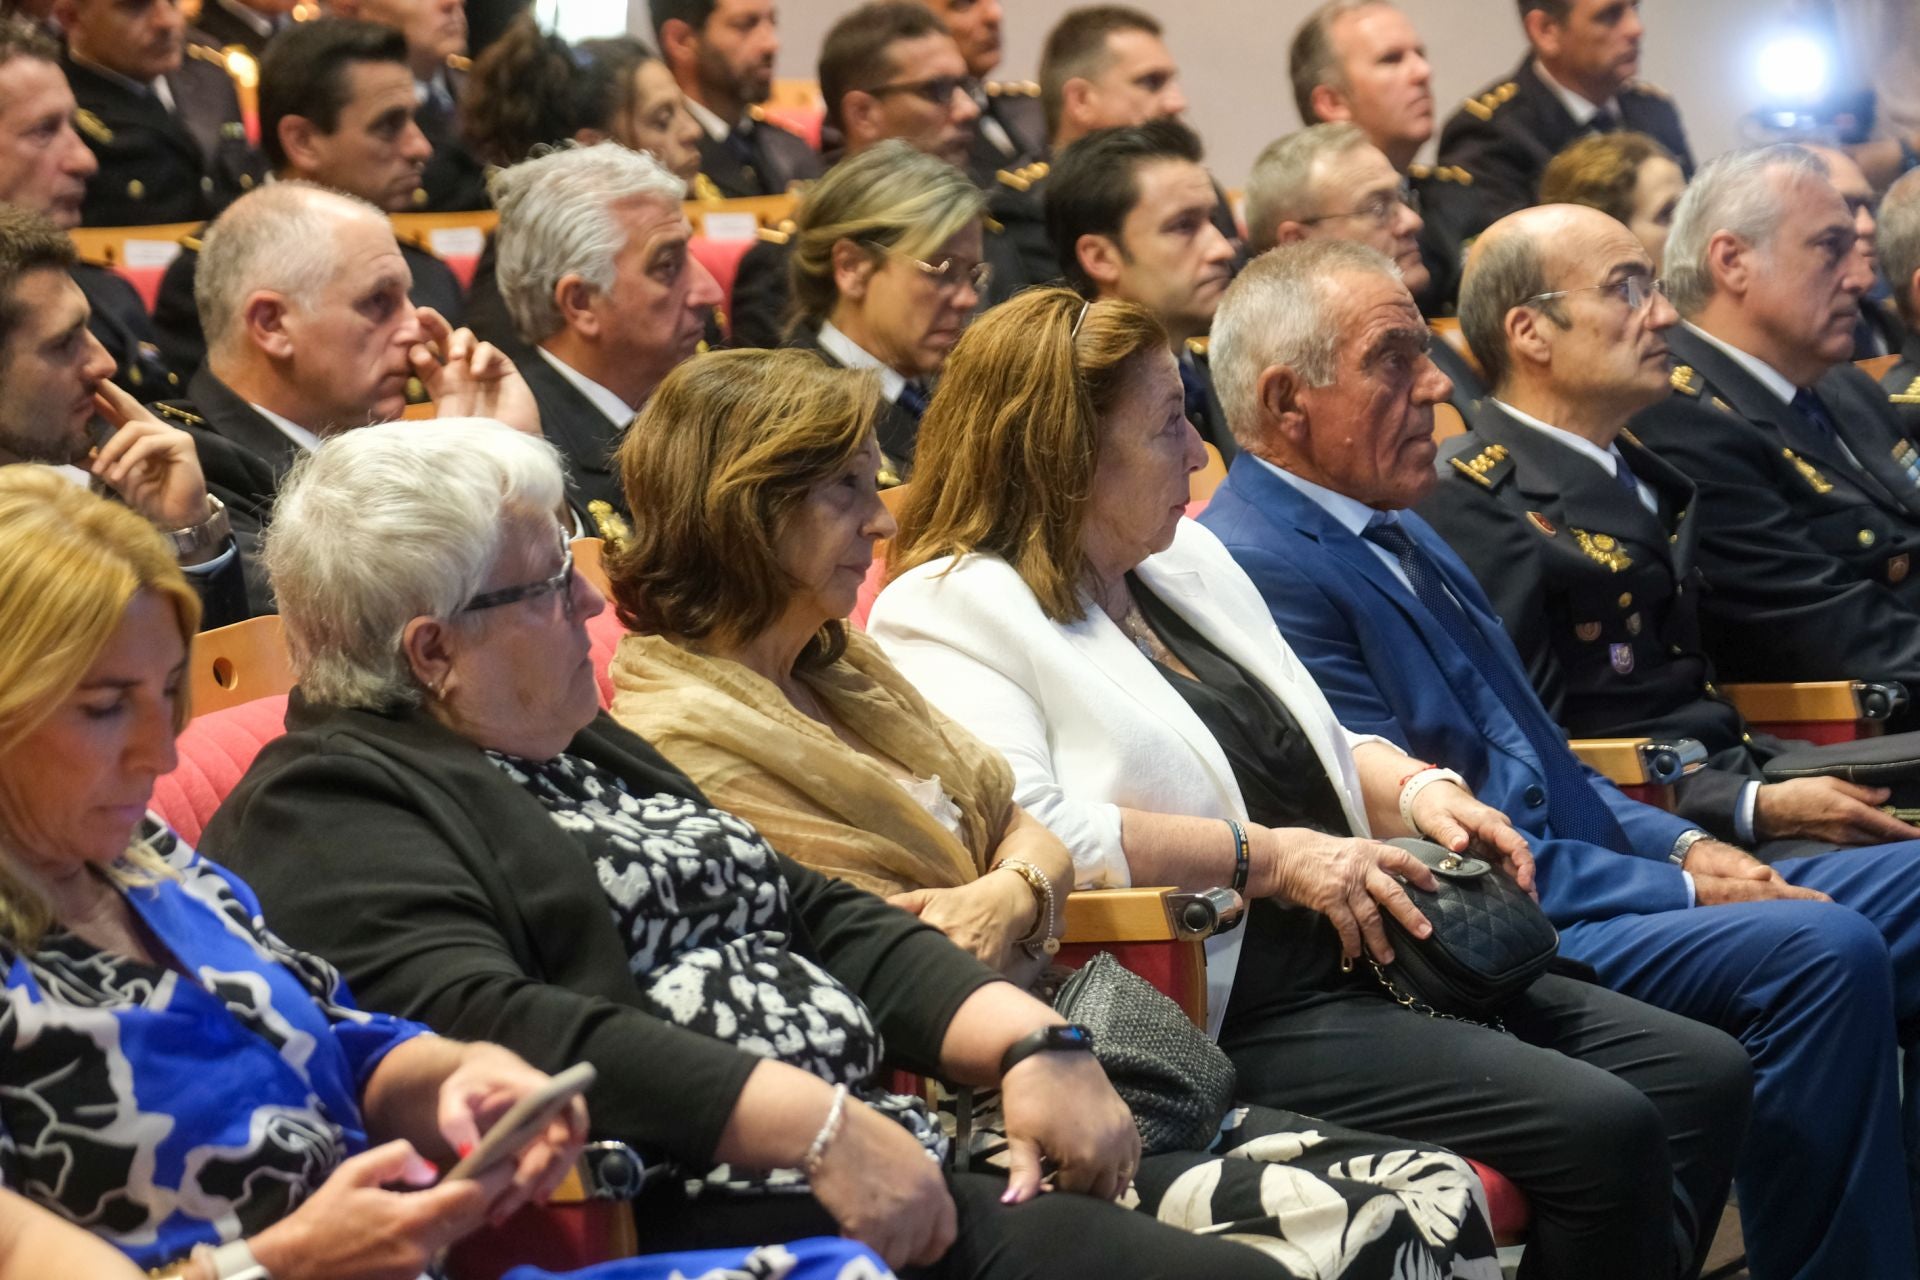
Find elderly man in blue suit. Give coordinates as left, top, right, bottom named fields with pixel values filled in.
left=1198, top=235, right=1920, bottom=1280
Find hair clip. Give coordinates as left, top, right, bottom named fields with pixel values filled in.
left=1070, top=299, right=1091, bottom=337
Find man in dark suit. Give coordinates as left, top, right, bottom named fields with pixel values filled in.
left=653, top=0, right=821, bottom=199
left=1241, top=123, right=1486, bottom=408
left=56, top=0, right=266, bottom=226
left=1630, top=145, right=1920, bottom=706
left=191, top=0, right=296, bottom=57
left=0, top=17, right=175, bottom=399
left=164, top=181, right=536, bottom=611
left=0, top=206, right=246, bottom=626
left=1198, top=236, right=1920, bottom=1279
left=490, top=143, right=722, bottom=537
left=1880, top=166, right=1920, bottom=432
left=151, top=19, right=465, bottom=382
left=1421, top=201, right=1920, bottom=854
left=921, top=0, right=1046, bottom=188
left=1286, top=0, right=1476, bottom=313
left=1435, top=0, right=1691, bottom=239
left=331, top=0, right=488, bottom=210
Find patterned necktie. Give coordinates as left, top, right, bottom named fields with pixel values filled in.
left=1362, top=518, right=1629, bottom=848
left=895, top=380, right=930, bottom=421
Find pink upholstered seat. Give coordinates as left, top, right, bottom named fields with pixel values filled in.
left=150, top=694, right=290, bottom=845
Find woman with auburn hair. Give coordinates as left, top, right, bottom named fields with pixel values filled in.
left=0, top=467, right=586, bottom=1279
left=1539, top=132, right=1687, bottom=272
left=867, top=286, right=1755, bottom=1280
left=605, top=346, right=1504, bottom=1277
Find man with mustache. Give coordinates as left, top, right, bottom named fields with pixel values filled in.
left=653, top=0, right=820, bottom=199
left=1436, top=0, right=1692, bottom=240
left=157, top=182, right=537, bottom=612
left=1418, top=202, right=1920, bottom=856
left=1628, top=145, right=1920, bottom=719
left=1286, top=0, right=1474, bottom=314
left=55, top=0, right=266, bottom=226
left=1046, top=119, right=1238, bottom=460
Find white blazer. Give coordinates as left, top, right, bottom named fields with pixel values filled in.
left=868, top=518, right=1379, bottom=1034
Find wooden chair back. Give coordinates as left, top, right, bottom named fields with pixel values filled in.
left=1859, top=353, right=1901, bottom=381
left=1433, top=401, right=1469, bottom=442
left=571, top=536, right=610, bottom=598
left=189, top=615, right=296, bottom=717
left=1190, top=443, right=1228, bottom=506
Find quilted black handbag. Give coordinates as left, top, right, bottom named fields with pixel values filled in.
left=1373, top=837, right=1558, bottom=1024
left=1052, top=951, right=1237, bottom=1155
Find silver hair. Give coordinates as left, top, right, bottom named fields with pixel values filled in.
left=1880, top=168, right=1920, bottom=325
left=1211, top=238, right=1401, bottom=449
left=195, top=181, right=386, bottom=353
left=1664, top=144, right=1830, bottom=316
left=265, top=419, right=568, bottom=711
left=492, top=141, right=688, bottom=346
left=1243, top=122, right=1371, bottom=256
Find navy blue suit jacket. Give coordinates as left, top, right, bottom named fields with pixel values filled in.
left=1198, top=454, right=1694, bottom=925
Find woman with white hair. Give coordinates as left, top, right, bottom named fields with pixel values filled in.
left=202, top=419, right=1295, bottom=1279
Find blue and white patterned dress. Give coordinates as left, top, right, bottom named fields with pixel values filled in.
left=0, top=818, right=427, bottom=1269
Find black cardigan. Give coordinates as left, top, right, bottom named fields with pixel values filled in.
left=201, top=694, right=1001, bottom=1166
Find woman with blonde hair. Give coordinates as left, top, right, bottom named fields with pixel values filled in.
left=0, top=467, right=586, bottom=1279
left=1539, top=132, right=1687, bottom=272
left=605, top=346, right=1505, bottom=1277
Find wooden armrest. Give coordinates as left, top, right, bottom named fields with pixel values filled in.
left=1063, top=886, right=1240, bottom=943
left=1571, top=737, right=1706, bottom=786
left=1722, top=680, right=1905, bottom=723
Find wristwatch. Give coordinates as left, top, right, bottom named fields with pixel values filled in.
left=167, top=494, right=231, bottom=567
left=999, top=1023, right=1094, bottom=1076
left=1669, top=828, right=1714, bottom=867
left=191, top=1239, right=272, bottom=1280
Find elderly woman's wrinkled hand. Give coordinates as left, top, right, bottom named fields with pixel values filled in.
left=1408, top=781, right=1537, bottom=898
left=1256, top=829, right=1439, bottom=966
left=410, top=307, right=544, bottom=437
left=998, top=1048, right=1140, bottom=1205
left=435, top=1043, right=590, bottom=1227
left=888, top=871, right=1037, bottom=973
left=808, top=1096, right=958, bottom=1269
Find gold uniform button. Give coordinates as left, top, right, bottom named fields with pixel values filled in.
left=1617, top=592, right=1633, bottom=608
left=201, top=175, right=214, bottom=193
left=127, top=179, right=145, bottom=198
left=1860, top=529, right=1877, bottom=547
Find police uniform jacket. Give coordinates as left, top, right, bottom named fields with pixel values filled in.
left=694, top=114, right=823, bottom=200
left=1628, top=324, right=1920, bottom=697
left=66, top=49, right=266, bottom=227
left=1407, top=163, right=1479, bottom=315
left=509, top=336, right=634, bottom=534
left=1881, top=325, right=1920, bottom=440
left=965, top=81, right=1048, bottom=190
left=415, top=62, right=491, bottom=212
left=1419, top=400, right=1783, bottom=840
left=151, top=227, right=465, bottom=383
left=1435, top=56, right=1693, bottom=238
left=73, top=261, right=177, bottom=401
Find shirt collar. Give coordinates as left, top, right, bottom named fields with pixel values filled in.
left=73, top=52, right=168, bottom=106
left=250, top=402, right=324, bottom=454
left=1492, top=399, right=1630, bottom=477
left=683, top=94, right=738, bottom=143
left=1531, top=58, right=1617, bottom=126
left=1683, top=321, right=1802, bottom=403
left=818, top=321, right=907, bottom=403
left=1251, top=453, right=1384, bottom=538
left=535, top=346, right=636, bottom=425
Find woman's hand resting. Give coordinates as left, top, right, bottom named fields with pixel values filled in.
left=1252, top=828, right=1439, bottom=965
left=1406, top=782, right=1537, bottom=898
left=809, top=1097, right=958, bottom=1270
left=889, top=869, right=1038, bottom=973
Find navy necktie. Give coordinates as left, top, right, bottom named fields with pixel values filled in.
left=726, top=121, right=757, bottom=169
left=1791, top=387, right=1837, bottom=440
left=1588, top=106, right=1618, bottom=133
left=1613, top=454, right=1642, bottom=499
left=895, top=380, right=930, bottom=421
left=1362, top=519, right=1628, bottom=848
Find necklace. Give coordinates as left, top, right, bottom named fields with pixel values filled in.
left=1117, top=603, right=1171, bottom=663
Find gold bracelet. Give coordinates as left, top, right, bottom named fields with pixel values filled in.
left=996, top=858, right=1060, bottom=958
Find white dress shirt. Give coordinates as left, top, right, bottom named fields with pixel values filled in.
left=250, top=402, right=323, bottom=454
left=535, top=347, right=635, bottom=425
left=1494, top=400, right=1659, bottom=515
left=1532, top=58, right=1618, bottom=125
left=817, top=321, right=908, bottom=404
left=684, top=95, right=736, bottom=143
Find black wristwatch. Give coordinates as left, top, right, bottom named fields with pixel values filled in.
left=999, top=1024, right=1094, bottom=1076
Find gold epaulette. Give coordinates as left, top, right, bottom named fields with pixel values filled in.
left=1448, top=441, right=1513, bottom=489
left=153, top=402, right=205, bottom=427
left=1669, top=365, right=1701, bottom=397
left=1186, top=336, right=1210, bottom=358
left=755, top=224, right=790, bottom=246
left=1461, top=81, right=1517, bottom=121
left=983, top=214, right=1005, bottom=234
left=587, top=501, right=632, bottom=551
left=996, top=160, right=1048, bottom=192
left=984, top=80, right=1040, bottom=97
left=1435, top=165, right=1471, bottom=185
left=1783, top=448, right=1835, bottom=494
left=74, top=108, right=112, bottom=145
left=185, top=42, right=228, bottom=69
left=446, top=53, right=472, bottom=73
left=1891, top=375, right=1920, bottom=406
left=690, top=172, right=726, bottom=202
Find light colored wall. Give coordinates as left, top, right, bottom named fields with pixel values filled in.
left=631, top=0, right=1805, bottom=186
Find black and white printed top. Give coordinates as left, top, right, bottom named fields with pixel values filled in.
left=488, top=749, right=945, bottom=1193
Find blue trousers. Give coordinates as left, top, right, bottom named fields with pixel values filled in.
left=1560, top=840, right=1920, bottom=1280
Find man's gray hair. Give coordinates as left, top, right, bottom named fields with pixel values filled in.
left=1879, top=168, right=1920, bottom=326
left=1243, top=122, right=1370, bottom=256
left=1457, top=225, right=1556, bottom=392
left=195, top=181, right=385, bottom=352
left=492, top=141, right=688, bottom=346
left=1665, top=144, right=1829, bottom=316
left=1212, top=238, right=1400, bottom=447
left=1287, top=0, right=1388, bottom=124
left=265, top=419, right=568, bottom=711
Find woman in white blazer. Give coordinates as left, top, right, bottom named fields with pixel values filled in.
left=867, top=286, right=1753, bottom=1280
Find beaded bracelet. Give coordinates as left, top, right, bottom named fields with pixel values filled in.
left=998, top=858, right=1061, bottom=958
left=802, top=1084, right=850, bottom=1179
left=1223, top=819, right=1251, bottom=895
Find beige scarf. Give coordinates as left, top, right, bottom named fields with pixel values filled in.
left=608, top=630, right=1014, bottom=898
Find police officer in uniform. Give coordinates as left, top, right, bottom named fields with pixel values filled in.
left=330, top=0, right=490, bottom=211
left=1425, top=201, right=1920, bottom=853
left=918, top=0, right=1045, bottom=186
left=59, top=0, right=266, bottom=227
left=1872, top=165, right=1920, bottom=437
left=653, top=0, right=820, bottom=199
left=1436, top=0, right=1691, bottom=239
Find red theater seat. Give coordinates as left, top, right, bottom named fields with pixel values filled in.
left=690, top=236, right=755, bottom=321
left=151, top=694, right=289, bottom=845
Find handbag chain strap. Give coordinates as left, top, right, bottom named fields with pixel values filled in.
left=1367, top=959, right=1509, bottom=1035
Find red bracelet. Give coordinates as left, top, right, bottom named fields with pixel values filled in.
left=1396, top=762, right=1437, bottom=791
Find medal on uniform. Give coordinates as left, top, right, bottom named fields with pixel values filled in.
left=1573, top=529, right=1631, bottom=572
left=1525, top=512, right=1557, bottom=536
left=1626, top=613, right=1642, bottom=635
left=1575, top=622, right=1602, bottom=642
left=1895, top=441, right=1920, bottom=490
left=1610, top=644, right=1635, bottom=674
left=1891, top=553, right=1911, bottom=585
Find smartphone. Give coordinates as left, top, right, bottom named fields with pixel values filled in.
left=443, top=1062, right=596, bottom=1183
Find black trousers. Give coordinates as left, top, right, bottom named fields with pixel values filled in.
left=1219, top=973, right=1752, bottom=1280
left=632, top=1171, right=1297, bottom=1280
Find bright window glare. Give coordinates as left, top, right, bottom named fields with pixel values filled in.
left=533, top=0, right=628, bottom=41
left=1755, top=33, right=1831, bottom=105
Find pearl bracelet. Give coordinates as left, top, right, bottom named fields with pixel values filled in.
left=1398, top=766, right=1466, bottom=834
left=802, top=1083, right=849, bottom=1179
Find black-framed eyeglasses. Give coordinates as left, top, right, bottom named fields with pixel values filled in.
left=865, top=242, right=992, bottom=293
left=458, top=541, right=576, bottom=620
left=1524, top=273, right=1666, bottom=313
left=1302, top=181, right=1420, bottom=229
left=861, top=74, right=981, bottom=109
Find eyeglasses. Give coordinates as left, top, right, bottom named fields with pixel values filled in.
left=862, top=74, right=980, bottom=109
left=866, top=242, right=992, bottom=293
left=458, top=540, right=576, bottom=621
left=1523, top=273, right=1667, bottom=313
left=1302, top=182, right=1420, bottom=229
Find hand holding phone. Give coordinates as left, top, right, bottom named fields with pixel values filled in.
left=444, top=1062, right=596, bottom=1183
